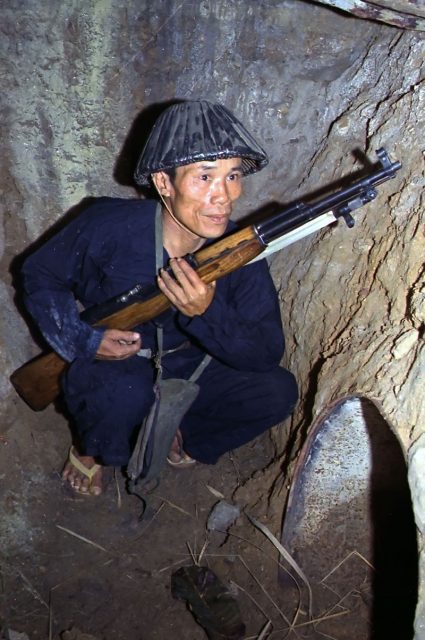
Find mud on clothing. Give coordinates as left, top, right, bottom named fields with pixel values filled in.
left=22, top=198, right=298, bottom=465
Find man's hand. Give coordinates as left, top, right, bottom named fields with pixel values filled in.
left=157, top=257, right=216, bottom=317
left=96, top=329, right=141, bottom=360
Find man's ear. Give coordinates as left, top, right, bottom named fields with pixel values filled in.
left=152, top=171, right=172, bottom=197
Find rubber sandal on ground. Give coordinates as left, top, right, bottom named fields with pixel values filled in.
left=167, top=451, right=196, bottom=468
left=66, top=446, right=102, bottom=496
left=167, top=430, right=196, bottom=468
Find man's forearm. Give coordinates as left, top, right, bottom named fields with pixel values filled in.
left=24, top=291, right=104, bottom=362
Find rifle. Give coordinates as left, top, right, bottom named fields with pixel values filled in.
left=10, top=148, right=401, bottom=411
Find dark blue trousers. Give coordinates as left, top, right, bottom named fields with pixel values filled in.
left=63, top=355, right=298, bottom=466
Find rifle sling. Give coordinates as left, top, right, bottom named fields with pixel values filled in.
left=127, top=205, right=211, bottom=516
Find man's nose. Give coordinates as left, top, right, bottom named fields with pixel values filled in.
left=210, top=180, right=230, bottom=204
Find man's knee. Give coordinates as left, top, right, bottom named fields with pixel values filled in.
left=265, top=367, right=298, bottom=422
left=63, top=358, right=155, bottom=424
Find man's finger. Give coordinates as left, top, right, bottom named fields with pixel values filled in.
left=168, top=258, right=191, bottom=286
left=107, top=329, right=141, bottom=343
left=170, top=257, right=203, bottom=287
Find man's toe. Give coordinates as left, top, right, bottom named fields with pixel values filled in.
left=90, top=483, right=102, bottom=496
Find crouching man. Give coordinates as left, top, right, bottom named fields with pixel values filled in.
left=22, top=100, right=298, bottom=495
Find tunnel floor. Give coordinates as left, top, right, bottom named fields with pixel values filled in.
left=0, top=402, right=417, bottom=640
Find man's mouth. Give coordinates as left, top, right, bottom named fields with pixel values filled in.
left=204, top=213, right=230, bottom=224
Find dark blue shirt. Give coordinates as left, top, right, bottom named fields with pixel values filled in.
left=22, top=197, right=285, bottom=371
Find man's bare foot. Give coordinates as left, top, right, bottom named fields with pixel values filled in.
left=167, top=431, right=196, bottom=467
left=62, top=446, right=103, bottom=496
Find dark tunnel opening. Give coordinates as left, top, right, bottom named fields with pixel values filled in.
left=280, top=396, right=418, bottom=639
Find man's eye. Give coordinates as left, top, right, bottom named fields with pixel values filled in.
left=200, top=174, right=210, bottom=181
left=229, top=173, right=241, bottom=181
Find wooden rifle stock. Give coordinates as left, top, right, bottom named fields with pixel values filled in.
left=10, top=226, right=263, bottom=411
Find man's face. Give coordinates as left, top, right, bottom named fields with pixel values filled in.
left=156, top=157, right=243, bottom=240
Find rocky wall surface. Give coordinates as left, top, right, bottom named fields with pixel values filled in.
left=267, top=26, right=424, bottom=636
left=271, top=32, right=424, bottom=449
left=0, top=0, right=423, bottom=636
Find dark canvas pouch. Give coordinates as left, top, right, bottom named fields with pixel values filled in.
left=127, top=376, right=201, bottom=484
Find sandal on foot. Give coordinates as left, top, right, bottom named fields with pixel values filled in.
left=167, top=431, right=196, bottom=468
left=167, top=452, right=196, bottom=468
left=66, top=446, right=102, bottom=496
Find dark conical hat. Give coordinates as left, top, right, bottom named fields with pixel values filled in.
left=134, top=100, right=269, bottom=186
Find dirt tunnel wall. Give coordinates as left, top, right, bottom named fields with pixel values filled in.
left=0, top=1, right=424, bottom=637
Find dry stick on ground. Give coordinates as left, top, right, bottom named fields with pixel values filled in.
left=246, top=514, right=313, bottom=621
left=253, top=609, right=350, bottom=640
left=205, top=484, right=226, bottom=500
left=197, top=538, right=209, bottom=565
left=56, top=525, right=108, bottom=553
left=237, top=555, right=301, bottom=639
left=15, top=568, right=50, bottom=610
left=224, top=525, right=305, bottom=633
left=126, top=501, right=166, bottom=544
left=320, top=549, right=375, bottom=584
left=228, top=451, right=242, bottom=486
left=53, top=516, right=363, bottom=639
left=48, top=590, right=53, bottom=640
left=229, top=580, right=272, bottom=638
left=110, top=492, right=190, bottom=549
left=113, top=468, right=122, bottom=509
left=224, top=525, right=305, bottom=597
left=54, top=496, right=187, bottom=583
left=221, top=527, right=351, bottom=639
left=313, top=549, right=376, bottom=637
left=0, top=561, right=50, bottom=633
left=50, top=506, right=332, bottom=639
left=148, top=492, right=194, bottom=517
left=239, top=525, right=372, bottom=639
left=275, top=550, right=375, bottom=638
left=50, top=557, right=115, bottom=593
left=51, top=523, right=137, bottom=594
left=192, top=528, right=306, bottom=634
left=186, top=541, right=198, bottom=565
left=186, top=536, right=209, bottom=567
left=256, top=619, right=273, bottom=640
left=250, top=611, right=350, bottom=640
left=50, top=517, right=203, bottom=636
left=295, top=609, right=350, bottom=629
left=315, top=628, right=341, bottom=640
left=156, top=557, right=189, bottom=575
left=319, top=582, right=358, bottom=618
left=233, top=524, right=356, bottom=635
left=47, top=525, right=144, bottom=638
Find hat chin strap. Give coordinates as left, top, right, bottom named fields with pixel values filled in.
left=153, top=183, right=205, bottom=253
left=150, top=176, right=174, bottom=220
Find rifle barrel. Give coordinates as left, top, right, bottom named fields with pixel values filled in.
left=256, top=150, right=401, bottom=245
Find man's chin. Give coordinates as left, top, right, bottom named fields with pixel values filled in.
left=200, top=217, right=230, bottom=238
left=201, top=225, right=228, bottom=240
